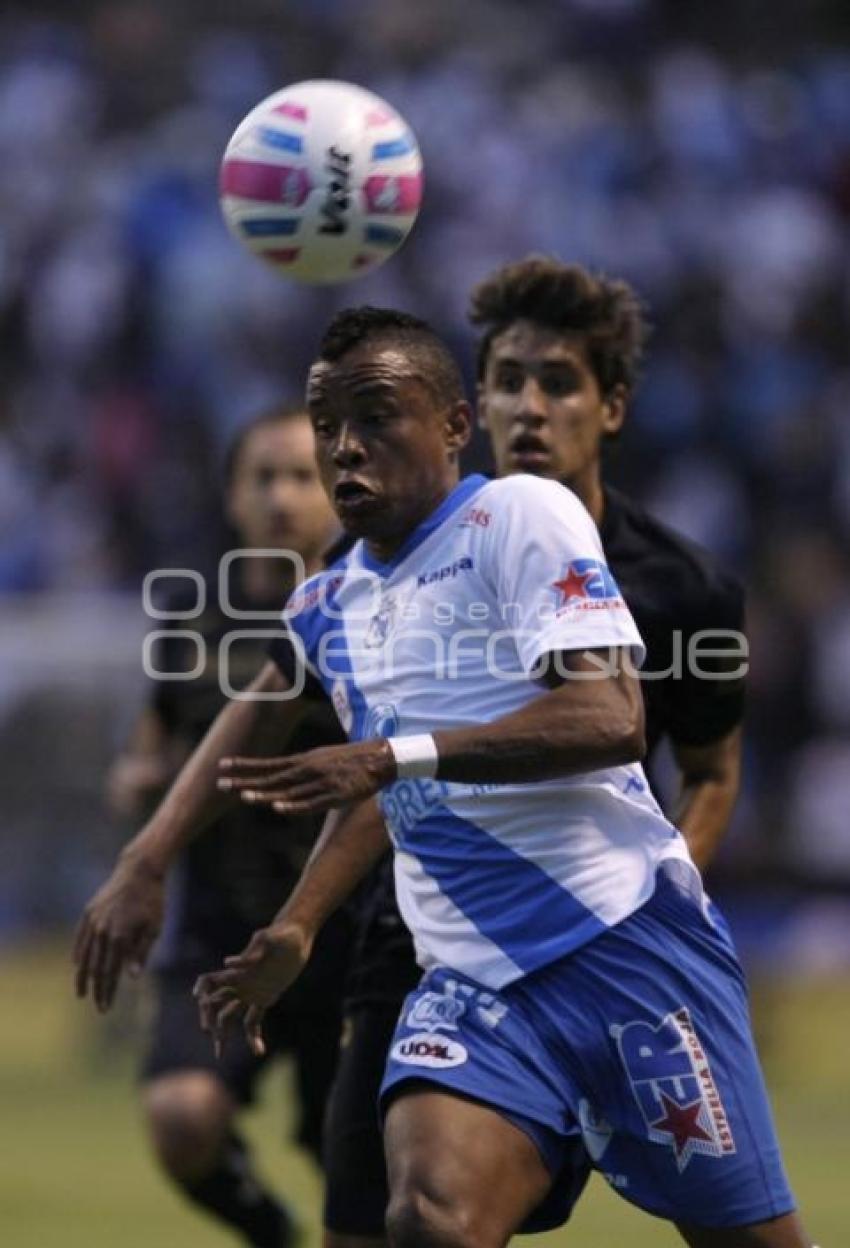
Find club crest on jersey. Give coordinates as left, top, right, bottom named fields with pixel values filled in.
left=552, top=559, right=624, bottom=613
left=391, top=1032, right=468, bottom=1069
left=612, top=1007, right=736, bottom=1172
left=406, top=990, right=466, bottom=1033
left=364, top=593, right=398, bottom=648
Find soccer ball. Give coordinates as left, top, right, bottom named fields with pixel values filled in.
left=219, top=79, right=423, bottom=284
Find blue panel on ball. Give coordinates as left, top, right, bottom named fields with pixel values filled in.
left=371, top=135, right=415, bottom=160
left=365, top=223, right=406, bottom=247
left=240, top=218, right=301, bottom=237
left=256, top=127, right=304, bottom=153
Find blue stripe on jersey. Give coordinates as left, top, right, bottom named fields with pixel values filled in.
left=314, top=574, right=371, bottom=740
left=256, top=127, right=304, bottom=153
left=359, top=475, right=489, bottom=576
left=371, top=135, right=415, bottom=160
left=401, top=804, right=607, bottom=972
left=239, top=218, right=300, bottom=237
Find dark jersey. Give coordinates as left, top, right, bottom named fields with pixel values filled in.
left=149, top=574, right=346, bottom=973
left=339, top=486, right=746, bottom=1008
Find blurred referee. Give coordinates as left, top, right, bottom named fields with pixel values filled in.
left=78, top=406, right=348, bottom=1248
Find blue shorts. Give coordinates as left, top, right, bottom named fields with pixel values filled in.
left=380, top=863, right=796, bottom=1232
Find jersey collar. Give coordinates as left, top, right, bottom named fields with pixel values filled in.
left=359, top=474, right=489, bottom=577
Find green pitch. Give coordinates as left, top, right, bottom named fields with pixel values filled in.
left=0, top=941, right=847, bottom=1246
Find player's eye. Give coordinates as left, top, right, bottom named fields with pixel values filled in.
left=542, top=370, right=579, bottom=396
left=495, top=370, right=523, bottom=393
left=312, top=419, right=336, bottom=439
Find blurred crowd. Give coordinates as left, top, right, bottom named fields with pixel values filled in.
left=2, top=0, right=850, bottom=897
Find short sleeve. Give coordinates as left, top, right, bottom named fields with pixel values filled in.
left=267, top=578, right=331, bottom=702
left=658, top=576, right=747, bottom=748
left=480, top=476, right=646, bottom=673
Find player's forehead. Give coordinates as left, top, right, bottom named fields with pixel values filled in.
left=307, top=343, right=430, bottom=407
left=487, top=320, right=591, bottom=372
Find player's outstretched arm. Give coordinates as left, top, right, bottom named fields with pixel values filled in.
left=194, top=798, right=389, bottom=1057
left=73, top=660, right=308, bottom=1012
left=214, top=646, right=644, bottom=815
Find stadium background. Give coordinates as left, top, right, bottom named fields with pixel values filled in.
left=1, top=1, right=848, bottom=1242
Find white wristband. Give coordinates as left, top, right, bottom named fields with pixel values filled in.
left=387, top=734, right=439, bottom=780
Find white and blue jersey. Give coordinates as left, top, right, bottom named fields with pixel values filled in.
left=280, top=473, right=698, bottom=990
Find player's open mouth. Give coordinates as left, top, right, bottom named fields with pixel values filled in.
left=509, top=434, right=550, bottom=466
left=334, top=479, right=379, bottom=508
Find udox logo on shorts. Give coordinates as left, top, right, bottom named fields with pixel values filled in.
left=391, top=1032, right=468, bottom=1069
left=406, top=990, right=466, bottom=1033
left=612, top=1006, right=736, bottom=1172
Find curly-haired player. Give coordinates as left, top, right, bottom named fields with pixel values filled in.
left=319, top=261, right=747, bottom=1247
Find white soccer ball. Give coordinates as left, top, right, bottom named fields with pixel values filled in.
left=219, top=79, right=423, bottom=285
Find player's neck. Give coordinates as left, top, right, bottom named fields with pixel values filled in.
left=364, top=474, right=460, bottom=564
left=563, top=467, right=605, bottom=527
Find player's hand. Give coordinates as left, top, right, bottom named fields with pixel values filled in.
left=216, top=740, right=397, bottom=815
left=193, top=923, right=313, bottom=1058
left=73, top=851, right=165, bottom=1012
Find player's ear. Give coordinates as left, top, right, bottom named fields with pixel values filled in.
left=476, top=382, right=489, bottom=432
left=445, top=400, right=473, bottom=454
left=602, top=384, right=628, bottom=436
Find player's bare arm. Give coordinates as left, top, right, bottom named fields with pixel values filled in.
left=194, top=798, right=389, bottom=1055
left=670, top=725, right=742, bottom=872
left=217, top=646, right=644, bottom=815
left=74, top=660, right=309, bottom=1011
left=104, top=705, right=184, bottom=820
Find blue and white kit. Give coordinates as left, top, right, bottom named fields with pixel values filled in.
left=280, top=473, right=796, bottom=1229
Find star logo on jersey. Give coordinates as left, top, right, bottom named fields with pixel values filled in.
left=551, top=559, right=624, bottom=612
left=612, top=1006, right=736, bottom=1172
left=651, top=1092, right=715, bottom=1162
left=552, top=564, right=592, bottom=605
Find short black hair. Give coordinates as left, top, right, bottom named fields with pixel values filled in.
left=469, top=256, right=650, bottom=395
left=315, top=305, right=465, bottom=406
left=224, top=403, right=309, bottom=487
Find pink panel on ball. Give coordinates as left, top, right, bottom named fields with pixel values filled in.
left=365, top=108, right=395, bottom=127
left=220, top=160, right=310, bottom=207
left=264, top=247, right=301, bottom=265
left=364, top=174, right=423, bottom=214
left=272, top=101, right=308, bottom=122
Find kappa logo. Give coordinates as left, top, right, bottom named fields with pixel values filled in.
left=578, top=1099, right=614, bottom=1162
left=391, top=1032, right=468, bottom=1069
left=612, top=1007, right=736, bottom=1172
left=406, top=990, right=466, bottom=1033
left=416, top=556, right=473, bottom=589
